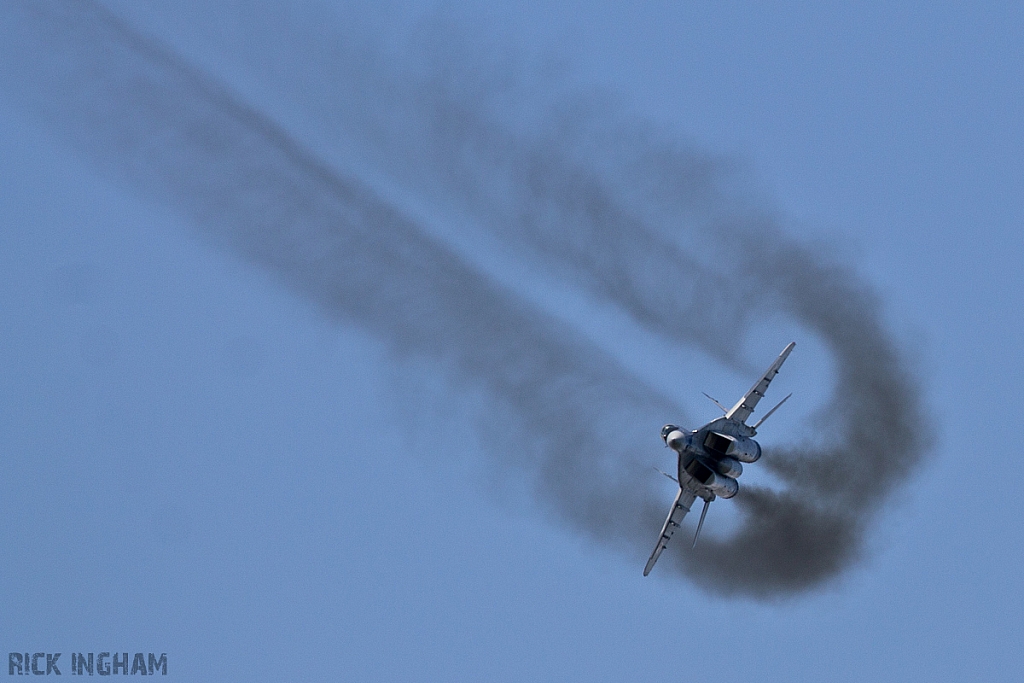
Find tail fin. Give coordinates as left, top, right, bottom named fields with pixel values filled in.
left=692, top=497, right=713, bottom=548
left=752, top=393, right=792, bottom=431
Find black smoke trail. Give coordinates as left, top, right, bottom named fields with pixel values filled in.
left=0, top=0, right=928, bottom=597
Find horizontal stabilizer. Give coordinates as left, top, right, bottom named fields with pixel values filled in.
left=653, top=467, right=679, bottom=484
left=702, top=392, right=729, bottom=414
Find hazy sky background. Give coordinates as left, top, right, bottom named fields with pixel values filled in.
left=1, top=1, right=1022, bottom=681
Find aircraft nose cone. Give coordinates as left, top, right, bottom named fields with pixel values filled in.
left=661, top=424, right=685, bottom=450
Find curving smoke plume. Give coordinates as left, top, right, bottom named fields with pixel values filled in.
left=0, top=0, right=928, bottom=597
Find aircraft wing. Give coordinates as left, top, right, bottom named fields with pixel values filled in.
left=643, top=487, right=697, bottom=576
left=725, top=342, right=796, bottom=425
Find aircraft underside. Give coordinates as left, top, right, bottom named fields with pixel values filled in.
left=643, top=342, right=795, bottom=576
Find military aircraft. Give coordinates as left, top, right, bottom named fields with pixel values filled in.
left=643, top=342, right=795, bottom=576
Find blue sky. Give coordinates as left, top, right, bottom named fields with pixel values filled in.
left=1, top=1, right=1022, bottom=681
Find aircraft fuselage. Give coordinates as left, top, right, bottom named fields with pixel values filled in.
left=662, top=417, right=762, bottom=502
left=644, top=342, right=794, bottom=576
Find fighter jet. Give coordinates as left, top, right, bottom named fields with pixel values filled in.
left=643, top=342, right=795, bottom=576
